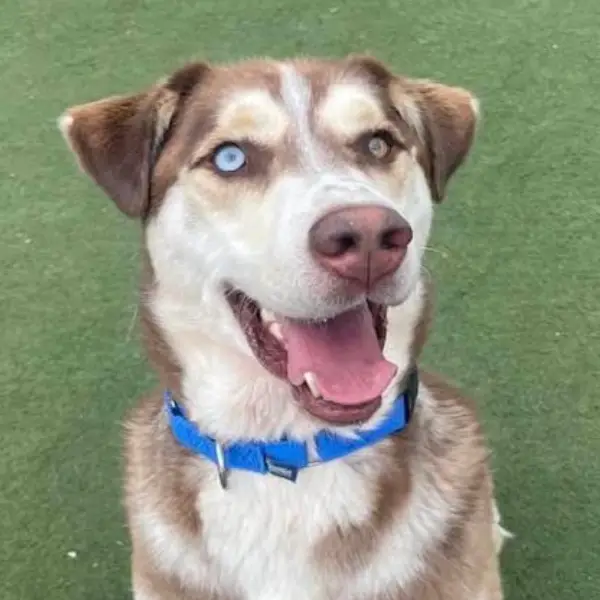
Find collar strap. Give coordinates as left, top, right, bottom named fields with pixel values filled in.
left=165, top=367, right=418, bottom=488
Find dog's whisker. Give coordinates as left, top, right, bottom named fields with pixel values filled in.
left=125, top=304, right=139, bottom=342
left=424, top=246, right=448, bottom=256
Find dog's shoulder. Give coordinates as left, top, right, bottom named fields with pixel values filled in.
left=414, top=369, right=490, bottom=502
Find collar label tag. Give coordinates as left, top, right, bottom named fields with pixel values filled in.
left=265, top=458, right=299, bottom=482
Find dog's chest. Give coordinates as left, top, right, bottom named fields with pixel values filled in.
left=197, top=464, right=373, bottom=600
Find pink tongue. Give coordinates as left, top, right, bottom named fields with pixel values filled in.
left=281, top=305, right=397, bottom=406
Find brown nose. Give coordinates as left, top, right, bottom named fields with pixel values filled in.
left=309, top=206, right=413, bottom=289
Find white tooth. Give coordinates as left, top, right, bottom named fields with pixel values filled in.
left=260, top=309, right=276, bottom=323
left=269, top=322, right=283, bottom=341
left=303, top=372, right=322, bottom=398
left=381, top=370, right=401, bottom=402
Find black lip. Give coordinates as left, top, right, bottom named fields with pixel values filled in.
left=294, top=388, right=382, bottom=425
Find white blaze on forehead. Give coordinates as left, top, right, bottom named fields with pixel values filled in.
left=317, top=82, right=387, bottom=140
left=216, top=89, right=288, bottom=145
left=279, top=65, right=324, bottom=171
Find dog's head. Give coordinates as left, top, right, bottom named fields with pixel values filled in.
left=60, top=56, right=478, bottom=430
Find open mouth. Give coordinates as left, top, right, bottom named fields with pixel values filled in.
left=226, top=290, right=398, bottom=425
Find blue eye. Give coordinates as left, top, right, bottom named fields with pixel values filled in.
left=212, top=143, right=246, bottom=173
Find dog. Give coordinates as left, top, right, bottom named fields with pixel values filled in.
left=59, top=55, right=509, bottom=600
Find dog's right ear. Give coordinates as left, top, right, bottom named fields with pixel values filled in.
left=58, top=62, right=208, bottom=218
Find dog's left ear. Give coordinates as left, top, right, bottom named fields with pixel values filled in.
left=59, top=62, right=208, bottom=218
left=401, top=78, right=479, bottom=202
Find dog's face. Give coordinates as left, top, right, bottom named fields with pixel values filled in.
left=60, top=57, right=478, bottom=428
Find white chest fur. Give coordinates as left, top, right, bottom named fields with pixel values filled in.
left=197, top=459, right=374, bottom=600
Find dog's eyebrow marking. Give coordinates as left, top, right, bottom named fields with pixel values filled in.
left=318, top=82, right=387, bottom=139
left=279, top=65, right=324, bottom=172
left=216, top=90, right=288, bottom=145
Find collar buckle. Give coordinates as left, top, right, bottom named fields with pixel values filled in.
left=214, top=441, right=229, bottom=489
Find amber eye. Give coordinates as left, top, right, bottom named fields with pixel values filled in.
left=358, top=129, right=400, bottom=162
left=367, top=134, right=391, bottom=159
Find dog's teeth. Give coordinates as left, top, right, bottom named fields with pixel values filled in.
left=381, top=371, right=401, bottom=401
left=269, top=322, right=283, bottom=341
left=260, top=309, right=276, bottom=323
left=303, top=372, right=322, bottom=398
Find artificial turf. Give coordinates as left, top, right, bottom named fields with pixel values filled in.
left=1, top=0, right=599, bottom=598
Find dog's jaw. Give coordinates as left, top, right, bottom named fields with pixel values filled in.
left=148, top=282, right=426, bottom=443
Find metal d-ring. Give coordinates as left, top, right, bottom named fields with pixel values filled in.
left=214, top=441, right=229, bottom=490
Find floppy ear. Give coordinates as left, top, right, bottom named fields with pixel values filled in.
left=400, top=79, right=479, bottom=202
left=58, top=62, right=208, bottom=218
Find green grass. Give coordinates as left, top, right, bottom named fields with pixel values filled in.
left=1, top=0, right=599, bottom=597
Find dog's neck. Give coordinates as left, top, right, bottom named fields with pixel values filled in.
left=140, top=252, right=433, bottom=442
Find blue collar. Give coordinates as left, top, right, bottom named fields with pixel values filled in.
left=165, top=368, right=418, bottom=488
